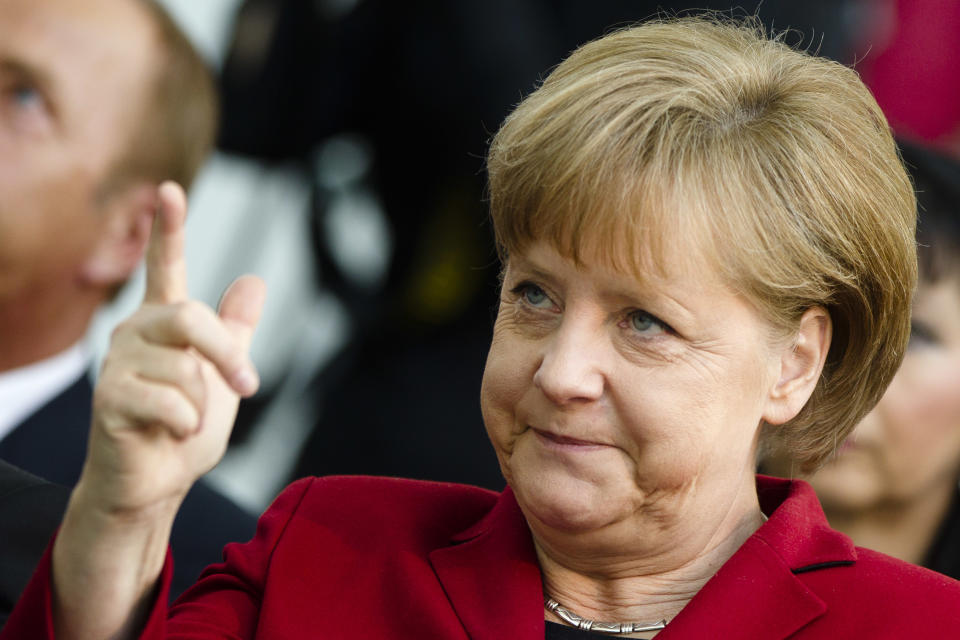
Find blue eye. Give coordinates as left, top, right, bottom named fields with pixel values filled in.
left=628, top=310, right=667, bottom=336
left=15, top=85, right=42, bottom=108
left=522, top=284, right=549, bottom=306
left=13, top=85, right=34, bottom=102
left=511, top=282, right=552, bottom=308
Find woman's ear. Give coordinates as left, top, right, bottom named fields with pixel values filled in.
left=762, top=306, right=832, bottom=425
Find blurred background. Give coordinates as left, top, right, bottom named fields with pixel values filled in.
left=88, top=0, right=960, bottom=514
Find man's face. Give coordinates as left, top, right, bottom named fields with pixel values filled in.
left=0, top=0, right=156, bottom=301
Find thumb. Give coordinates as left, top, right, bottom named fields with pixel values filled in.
left=218, top=275, right=267, bottom=352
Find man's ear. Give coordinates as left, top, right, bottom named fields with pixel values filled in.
left=80, top=182, right=158, bottom=287
left=762, top=306, right=832, bottom=425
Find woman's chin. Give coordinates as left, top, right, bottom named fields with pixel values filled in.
left=509, top=465, right=629, bottom=533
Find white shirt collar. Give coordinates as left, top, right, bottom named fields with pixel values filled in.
left=0, top=343, right=89, bottom=442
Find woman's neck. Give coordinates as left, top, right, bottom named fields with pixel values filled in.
left=533, top=488, right=766, bottom=636
left=824, top=479, right=958, bottom=566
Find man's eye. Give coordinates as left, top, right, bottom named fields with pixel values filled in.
left=2, top=82, right=52, bottom=134
left=11, top=85, right=42, bottom=109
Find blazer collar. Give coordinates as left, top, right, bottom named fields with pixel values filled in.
left=754, top=475, right=857, bottom=571
left=660, top=476, right=856, bottom=639
left=430, top=477, right=856, bottom=640
left=429, top=486, right=545, bottom=640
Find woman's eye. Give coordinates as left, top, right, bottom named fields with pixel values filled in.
left=512, top=283, right=553, bottom=309
left=627, top=310, right=668, bottom=336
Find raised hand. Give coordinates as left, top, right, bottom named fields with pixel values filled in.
left=51, top=183, right=266, bottom=640
left=81, top=181, right=266, bottom=514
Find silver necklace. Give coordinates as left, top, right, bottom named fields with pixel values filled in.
left=544, top=597, right=667, bottom=634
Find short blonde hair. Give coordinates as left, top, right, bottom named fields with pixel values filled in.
left=486, top=16, right=916, bottom=471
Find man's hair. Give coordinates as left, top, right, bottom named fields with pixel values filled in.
left=487, top=15, right=917, bottom=472
left=104, top=0, right=219, bottom=194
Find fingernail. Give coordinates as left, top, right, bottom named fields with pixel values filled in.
left=232, top=368, right=258, bottom=396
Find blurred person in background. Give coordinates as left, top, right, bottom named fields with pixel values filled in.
left=0, top=0, right=254, bottom=599
left=765, top=141, right=960, bottom=580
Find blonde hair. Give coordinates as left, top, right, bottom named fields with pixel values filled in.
left=486, top=16, right=916, bottom=471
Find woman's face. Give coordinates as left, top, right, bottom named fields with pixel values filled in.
left=809, top=277, right=960, bottom=511
left=480, top=242, right=788, bottom=537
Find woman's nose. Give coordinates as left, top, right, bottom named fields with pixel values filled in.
left=533, top=323, right=606, bottom=405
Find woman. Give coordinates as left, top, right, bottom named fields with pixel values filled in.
left=5, top=16, right=960, bottom=640
left=767, top=141, right=960, bottom=580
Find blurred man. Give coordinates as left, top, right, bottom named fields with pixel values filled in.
left=0, top=0, right=255, bottom=599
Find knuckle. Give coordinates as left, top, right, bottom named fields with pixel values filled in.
left=224, top=349, right=246, bottom=377
left=110, top=318, right=137, bottom=342
left=176, top=353, right=203, bottom=383
left=91, top=385, right=113, bottom=413
left=92, top=375, right=131, bottom=418
left=151, top=386, right=180, bottom=418
left=169, top=303, right=194, bottom=333
left=170, top=301, right=212, bottom=339
left=150, top=389, right=194, bottom=435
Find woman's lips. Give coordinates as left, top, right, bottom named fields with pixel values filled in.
left=532, top=428, right=607, bottom=450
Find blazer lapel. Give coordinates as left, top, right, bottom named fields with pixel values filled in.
left=658, top=535, right=827, bottom=639
left=660, top=477, right=856, bottom=639
left=429, top=487, right=545, bottom=640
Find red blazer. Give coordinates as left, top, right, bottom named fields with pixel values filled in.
left=5, top=475, right=960, bottom=639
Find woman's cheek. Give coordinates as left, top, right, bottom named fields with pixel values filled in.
left=481, top=326, right=530, bottom=431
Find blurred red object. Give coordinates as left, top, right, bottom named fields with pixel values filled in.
left=857, top=0, right=960, bottom=153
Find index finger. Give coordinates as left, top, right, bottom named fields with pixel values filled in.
left=144, top=181, right=189, bottom=304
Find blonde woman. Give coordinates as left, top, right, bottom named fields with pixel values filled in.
left=5, top=16, right=959, bottom=640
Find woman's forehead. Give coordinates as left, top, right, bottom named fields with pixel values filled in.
left=503, top=209, right=723, bottom=287
left=504, top=233, right=724, bottom=296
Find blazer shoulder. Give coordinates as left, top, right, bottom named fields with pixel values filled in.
left=852, top=546, right=960, bottom=599
left=282, top=475, right=502, bottom=551
left=797, top=546, right=960, bottom=631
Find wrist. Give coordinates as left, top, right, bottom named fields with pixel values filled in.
left=71, top=460, right=189, bottom=524
left=52, top=486, right=179, bottom=640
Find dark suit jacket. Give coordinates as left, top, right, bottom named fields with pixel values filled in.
left=0, top=460, right=68, bottom=629
left=0, top=374, right=257, bottom=600
left=5, top=475, right=960, bottom=639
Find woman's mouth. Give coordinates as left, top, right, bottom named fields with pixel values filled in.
left=532, top=428, right=608, bottom=450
